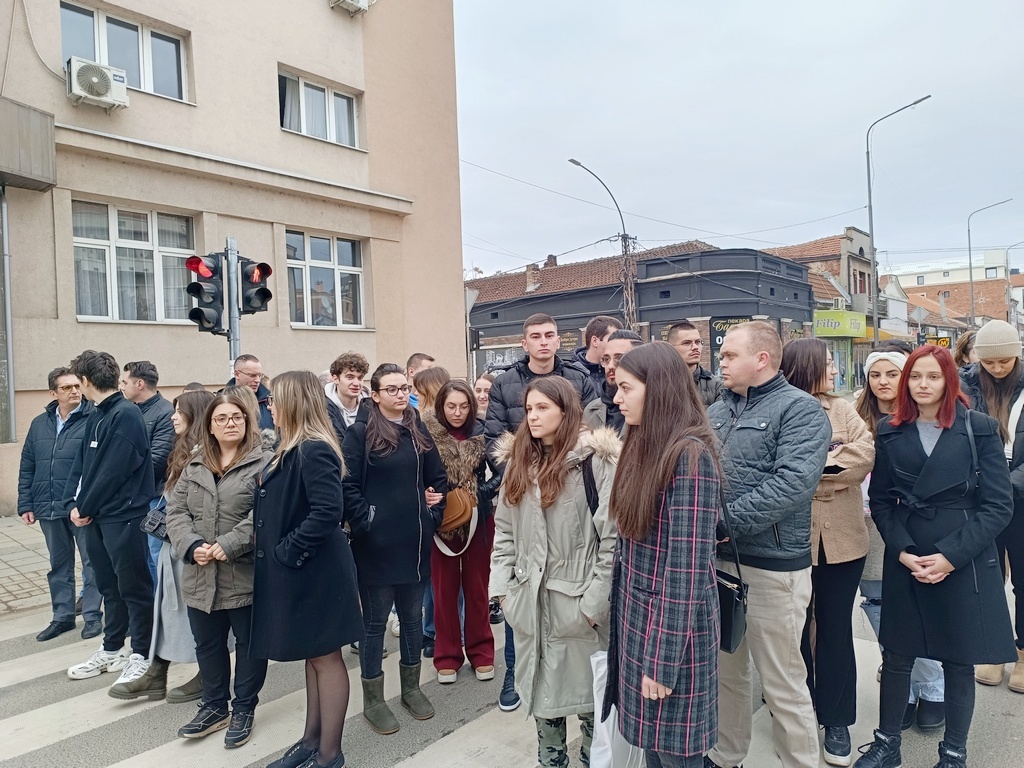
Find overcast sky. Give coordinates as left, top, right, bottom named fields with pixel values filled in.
left=452, top=1, right=1023, bottom=278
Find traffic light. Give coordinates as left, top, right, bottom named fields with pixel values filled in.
left=469, top=328, right=483, bottom=351
left=240, top=258, right=273, bottom=315
left=185, top=254, right=225, bottom=334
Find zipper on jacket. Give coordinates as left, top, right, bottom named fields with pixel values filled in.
left=773, top=524, right=782, bottom=549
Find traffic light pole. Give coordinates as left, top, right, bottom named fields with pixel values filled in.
left=225, top=237, right=242, bottom=362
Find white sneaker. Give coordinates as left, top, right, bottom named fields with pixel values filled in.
left=112, top=653, right=150, bottom=685
left=68, top=646, right=130, bottom=679
left=389, top=613, right=401, bottom=638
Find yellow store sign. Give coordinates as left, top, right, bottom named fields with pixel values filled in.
left=813, top=310, right=867, bottom=338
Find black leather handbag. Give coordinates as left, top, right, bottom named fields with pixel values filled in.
left=716, top=498, right=748, bottom=654
left=140, top=497, right=169, bottom=543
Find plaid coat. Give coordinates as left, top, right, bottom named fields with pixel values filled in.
left=602, top=445, right=721, bottom=757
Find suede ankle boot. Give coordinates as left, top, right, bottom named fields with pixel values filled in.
left=166, top=671, right=204, bottom=703
left=361, top=675, right=399, bottom=735
left=399, top=662, right=434, bottom=720
left=108, top=657, right=168, bottom=700
left=974, top=663, right=1004, bottom=686
left=1009, top=648, right=1024, bottom=693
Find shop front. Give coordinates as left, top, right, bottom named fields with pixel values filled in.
left=813, top=310, right=867, bottom=393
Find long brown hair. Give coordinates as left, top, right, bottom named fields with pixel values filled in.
left=610, top=342, right=719, bottom=540
left=199, top=387, right=262, bottom=476
left=501, top=377, right=583, bottom=508
left=434, top=379, right=478, bottom=434
left=269, top=371, right=344, bottom=468
left=978, top=358, right=1023, bottom=441
left=166, top=390, right=215, bottom=490
left=781, top=338, right=831, bottom=396
left=365, top=364, right=432, bottom=456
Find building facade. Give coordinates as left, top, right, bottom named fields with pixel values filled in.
left=0, top=0, right=465, bottom=513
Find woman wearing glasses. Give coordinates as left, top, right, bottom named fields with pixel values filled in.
left=165, top=387, right=271, bottom=749
left=342, top=363, right=448, bottom=736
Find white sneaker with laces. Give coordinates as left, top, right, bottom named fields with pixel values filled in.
left=389, top=613, right=401, bottom=638
left=68, top=646, right=130, bottom=680
left=112, top=653, right=150, bottom=685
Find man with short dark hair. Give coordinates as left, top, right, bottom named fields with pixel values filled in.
left=62, top=350, right=156, bottom=692
left=120, top=361, right=175, bottom=586
left=706, top=322, right=830, bottom=768
left=573, top=315, right=623, bottom=391
left=668, top=320, right=723, bottom=407
left=18, top=368, right=102, bottom=642
left=583, top=329, right=642, bottom=435
left=226, top=354, right=272, bottom=428
left=405, top=353, right=436, bottom=410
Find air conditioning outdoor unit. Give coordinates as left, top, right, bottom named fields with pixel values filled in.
left=833, top=297, right=845, bottom=310
left=66, top=57, right=129, bottom=112
left=330, top=0, right=369, bottom=14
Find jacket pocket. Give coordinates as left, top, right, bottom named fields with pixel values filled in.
left=181, top=563, right=200, bottom=596
left=546, top=579, right=597, bottom=640
left=503, top=571, right=533, bottom=636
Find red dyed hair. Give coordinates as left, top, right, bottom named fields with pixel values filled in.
left=889, top=345, right=968, bottom=428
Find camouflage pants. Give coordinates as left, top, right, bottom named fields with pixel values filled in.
left=535, top=713, right=594, bottom=768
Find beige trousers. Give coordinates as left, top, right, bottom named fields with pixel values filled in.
left=707, top=562, right=819, bottom=768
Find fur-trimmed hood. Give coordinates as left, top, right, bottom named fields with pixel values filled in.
left=491, top=425, right=621, bottom=468
left=422, top=412, right=486, bottom=494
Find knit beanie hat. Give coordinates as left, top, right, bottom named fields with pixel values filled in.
left=973, top=320, right=1022, bottom=360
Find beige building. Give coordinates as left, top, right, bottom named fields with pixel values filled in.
left=0, top=0, right=465, bottom=514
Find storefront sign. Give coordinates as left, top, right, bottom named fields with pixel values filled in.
left=710, top=317, right=752, bottom=349
left=813, top=310, right=867, bottom=338
left=925, top=336, right=951, bottom=347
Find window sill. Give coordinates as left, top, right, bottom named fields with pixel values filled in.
left=126, top=86, right=195, bottom=107
left=289, top=323, right=373, bottom=332
left=280, top=128, right=367, bottom=154
left=76, top=316, right=193, bottom=325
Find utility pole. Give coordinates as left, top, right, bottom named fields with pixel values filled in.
left=225, top=237, right=241, bottom=362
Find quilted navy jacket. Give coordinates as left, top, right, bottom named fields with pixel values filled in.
left=708, top=372, right=830, bottom=570
left=17, top=400, right=94, bottom=520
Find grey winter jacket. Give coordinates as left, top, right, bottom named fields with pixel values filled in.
left=138, top=392, right=175, bottom=496
left=693, top=365, right=724, bottom=408
left=707, top=372, right=830, bottom=571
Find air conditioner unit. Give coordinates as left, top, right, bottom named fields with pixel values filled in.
left=832, top=297, right=846, bottom=310
left=66, top=57, right=129, bottom=112
left=330, top=0, right=369, bottom=14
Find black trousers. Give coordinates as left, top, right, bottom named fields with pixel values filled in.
left=879, top=649, right=973, bottom=750
left=801, top=555, right=865, bottom=727
left=996, top=502, right=1024, bottom=649
left=80, top=517, right=154, bottom=656
left=187, top=604, right=268, bottom=712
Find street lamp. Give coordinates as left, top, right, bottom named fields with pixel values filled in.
left=967, top=198, right=1013, bottom=327
left=1003, top=239, right=1024, bottom=324
left=865, top=95, right=932, bottom=343
left=568, top=158, right=637, bottom=329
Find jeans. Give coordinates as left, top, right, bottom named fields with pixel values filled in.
left=879, top=649, right=973, bottom=750
left=80, top=517, right=154, bottom=656
left=38, top=517, right=102, bottom=624
left=145, top=498, right=163, bottom=591
left=359, top=581, right=426, bottom=679
left=995, top=502, right=1024, bottom=648
left=645, top=751, right=704, bottom=768
left=187, top=604, right=267, bottom=712
left=423, top=582, right=435, bottom=639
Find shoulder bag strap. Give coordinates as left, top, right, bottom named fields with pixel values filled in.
left=965, top=410, right=980, bottom=489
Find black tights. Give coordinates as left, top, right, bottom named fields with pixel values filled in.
left=878, top=649, right=973, bottom=750
left=299, top=650, right=350, bottom=765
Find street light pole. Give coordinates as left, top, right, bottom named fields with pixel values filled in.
left=967, top=198, right=1013, bottom=327
left=568, top=158, right=637, bottom=329
left=1003, top=239, right=1024, bottom=324
left=865, top=95, right=931, bottom=344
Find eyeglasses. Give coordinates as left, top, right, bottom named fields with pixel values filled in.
left=212, top=414, right=246, bottom=426
left=675, top=339, right=703, bottom=348
left=379, top=385, right=413, bottom=396
left=57, top=384, right=81, bottom=393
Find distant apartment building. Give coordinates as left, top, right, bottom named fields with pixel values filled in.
left=885, top=251, right=1013, bottom=325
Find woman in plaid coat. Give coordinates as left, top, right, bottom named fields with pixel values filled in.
left=602, top=342, right=722, bottom=768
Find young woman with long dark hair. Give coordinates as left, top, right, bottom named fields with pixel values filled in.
left=252, top=371, right=363, bottom=768
left=489, top=376, right=619, bottom=768
left=782, top=338, right=875, bottom=766
left=342, top=363, right=447, bottom=735
left=857, top=346, right=1016, bottom=768
left=601, top=341, right=721, bottom=768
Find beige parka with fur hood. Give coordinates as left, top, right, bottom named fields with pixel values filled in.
left=489, top=426, right=621, bottom=719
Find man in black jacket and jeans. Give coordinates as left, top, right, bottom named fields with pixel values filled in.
left=63, top=350, right=155, bottom=692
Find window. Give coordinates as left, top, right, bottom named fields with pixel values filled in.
left=72, top=201, right=194, bottom=322
left=986, top=267, right=998, bottom=279
left=943, top=271, right=950, bottom=277
left=659, top=290, right=671, bottom=299
left=489, top=312, right=499, bottom=319
left=769, top=287, right=775, bottom=296
left=286, top=230, right=363, bottom=327
left=60, top=2, right=186, bottom=100
left=279, top=72, right=358, bottom=148
left=942, top=291, right=950, bottom=298
left=916, top=276, right=925, bottom=285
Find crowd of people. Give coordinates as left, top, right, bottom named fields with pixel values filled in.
left=14, top=312, right=1023, bottom=768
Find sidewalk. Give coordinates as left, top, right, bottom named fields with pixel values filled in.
left=0, top=515, right=61, bottom=614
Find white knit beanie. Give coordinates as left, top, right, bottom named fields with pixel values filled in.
left=973, top=320, right=1021, bottom=360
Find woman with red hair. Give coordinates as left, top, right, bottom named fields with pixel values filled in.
left=857, top=346, right=1016, bottom=768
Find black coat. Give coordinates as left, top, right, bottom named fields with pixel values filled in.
left=17, top=400, right=94, bottom=520
left=960, top=363, right=1024, bottom=497
left=249, top=440, right=362, bottom=661
left=137, top=392, right=175, bottom=496
left=868, top=404, right=1017, bottom=664
left=342, top=411, right=448, bottom=587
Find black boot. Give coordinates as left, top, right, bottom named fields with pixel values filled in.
left=853, top=730, right=902, bottom=768
left=108, top=657, right=169, bottom=700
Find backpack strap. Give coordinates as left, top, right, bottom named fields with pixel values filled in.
left=582, top=454, right=599, bottom=516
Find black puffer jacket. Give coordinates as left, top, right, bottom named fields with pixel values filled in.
left=484, top=355, right=598, bottom=454
left=138, top=392, right=175, bottom=496
left=961, top=363, right=1024, bottom=497
left=693, top=365, right=724, bottom=408
left=224, top=378, right=274, bottom=430
left=17, top=400, right=94, bottom=520
left=572, top=346, right=606, bottom=392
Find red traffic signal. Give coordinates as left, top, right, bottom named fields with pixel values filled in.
left=185, top=255, right=215, bottom=279
left=240, top=259, right=273, bottom=315
left=185, top=253, right=224, bottom=334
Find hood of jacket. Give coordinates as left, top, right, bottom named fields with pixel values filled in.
left=572, top=346, right=602, bottom=376
left=490, top=425, right=621, bottom=468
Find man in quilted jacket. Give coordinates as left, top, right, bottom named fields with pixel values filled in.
left=705, top=321, right=831, bottom=768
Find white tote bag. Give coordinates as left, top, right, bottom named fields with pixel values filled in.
left=590, top=651, right=645, bottom=768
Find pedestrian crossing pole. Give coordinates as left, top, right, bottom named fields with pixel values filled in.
left=225, top=237, right=242, bottom=363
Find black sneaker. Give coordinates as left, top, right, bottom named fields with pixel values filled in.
left=703, top=757, right=743, bottom=768
left=498, top=668, right=520, bottom=712
left=224, top=709, right=254, bottom=749
left=422, top=635, right=435, bottom=659
left=177, top=702, right=230, bottom=739
left=489, top=599, right=504, bottom=624
left=934, top=741, right=966, bottom=768
left=916, top=699, right=945, bottom=731
left=853, top=730, right=902, bottom=768
left=824, top=726, right=852, bottom=767
left=266, top=740, right=316, bottom=768
left=901, top=701, right=916, bottom=731
left=36, top=621, right=76, bottom=642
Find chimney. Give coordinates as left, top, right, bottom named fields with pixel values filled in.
left=525, top=263, right=541, bottom=293
left=544, top=254, right=558, bottom=268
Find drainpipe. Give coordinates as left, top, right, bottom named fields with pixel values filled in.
left=1, top=186, right=14, bottom=442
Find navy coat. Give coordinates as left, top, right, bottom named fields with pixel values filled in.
left=17, top=400, right=94, bottom=520
left=868, top=404, right=1016, bottom=664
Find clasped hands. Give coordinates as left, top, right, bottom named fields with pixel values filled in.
left=193, top=542, right=228, bottom=565
left=899, top=550, right=953, bottom=584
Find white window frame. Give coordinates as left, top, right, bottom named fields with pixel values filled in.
left=985, top=267, right=998, bottom=279
left=60, top=1, right=189, bottom=101
left=285, top=229, right=365, bottom=329
left=278, top=71, right=359, bottom=149
left=72, top=201, right=196, bottom=324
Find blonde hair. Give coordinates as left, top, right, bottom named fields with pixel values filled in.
left=729, top=320, right=783, bottom=369
left=269, top=370, right=344, bottom=471
left=413, top=366, right=450, bottom=413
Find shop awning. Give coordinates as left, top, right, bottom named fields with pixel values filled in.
left=852, top=329, right=917, bottom=343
